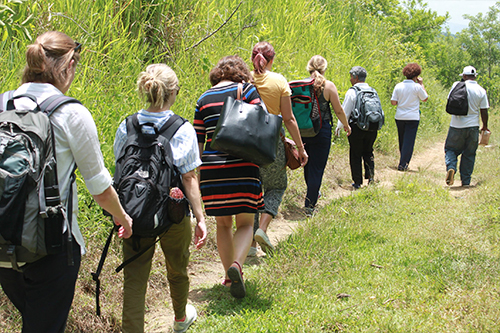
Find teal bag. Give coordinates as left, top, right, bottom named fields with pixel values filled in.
left=289, top=78, right=322, bottom=137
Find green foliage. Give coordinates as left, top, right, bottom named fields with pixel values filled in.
left=0, top=0, right=34, bottom=42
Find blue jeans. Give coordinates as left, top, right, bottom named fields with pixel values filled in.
left=444, top=126, right=479, bottom=186
left=395, top=119, right=419, bottom=169
left=302, top=121, right=332, bottom=208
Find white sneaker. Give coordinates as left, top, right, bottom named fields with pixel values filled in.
left=173, top=304, right=197, bottom=333
left=247, top=246, right=257, bottom=257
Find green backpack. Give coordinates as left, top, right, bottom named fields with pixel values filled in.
left=289, top=78, right=322, bottom=137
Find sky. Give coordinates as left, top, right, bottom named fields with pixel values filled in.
left=424, top=0, right=499, bottom=33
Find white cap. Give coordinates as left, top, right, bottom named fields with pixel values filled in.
left=459, top=66, right=477, bottom=77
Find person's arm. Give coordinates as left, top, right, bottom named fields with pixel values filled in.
left=480, top=108, right=489, bottom=131
left=280, top=95, right=308, bottom=166
left=416, top=77, right=428, bottom=102
left=182, top=170, right=207, bottom=249
left=325, top=81, right=351, bottom=136
left=93, top=186, right=133, bottom=238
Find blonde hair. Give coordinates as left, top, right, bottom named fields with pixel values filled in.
left=22, top=31, right=80, bottom=86
left=306, top=55, right=327, bottom=94
left=137, top=64, right=178, bottom=109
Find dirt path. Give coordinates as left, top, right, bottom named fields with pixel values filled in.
left=144, top=138, right=475, bottom=332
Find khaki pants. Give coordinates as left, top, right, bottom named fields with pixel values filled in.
left=122, top=216, right=192, bottom=333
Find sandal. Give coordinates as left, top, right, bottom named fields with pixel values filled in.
left=222, top=278, right=232, bottom=287
left=227, top=261, right=246, bottom=298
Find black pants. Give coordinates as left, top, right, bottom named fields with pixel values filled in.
left=395, top=119, right=419, bottom=169
left=347, top=125, right=378, bottom=186
left=0, top=239, right=81, bottom=333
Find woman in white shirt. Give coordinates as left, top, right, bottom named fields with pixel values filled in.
left=0, top=31, right=133, bottom=333
left=390, top=63, right=428, bottom=171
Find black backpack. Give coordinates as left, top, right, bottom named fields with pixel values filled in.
left=0, top=91, right=81, bottom=270
left=350, top=85, right=385, bottom=131
left=446, top=81, right=469, bottom=116
left=92, top=113, right=189, bottom=316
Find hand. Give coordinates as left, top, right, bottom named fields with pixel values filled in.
left=114, top=213, right=133, bottom=239
left=416, top=77, right=423, bottom=84
left=344, top=125, right=352, bottom=136
left=298, top=147, right=308, bottom=166
left=194, top=219, right=207, bottom=249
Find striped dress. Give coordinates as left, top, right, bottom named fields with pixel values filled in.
left=194, top=82, right=264, bottom=216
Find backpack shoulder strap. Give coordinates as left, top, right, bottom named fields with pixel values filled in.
left=158, top=114, right=187, bottom=142
left=39, top=95, right=82, bottom=116
left=0, top=90, right=15, bottom=112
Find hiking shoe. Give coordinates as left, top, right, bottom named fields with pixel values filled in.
left=304, top=206, right=317, bottom=218
left=446, top=169, right=455, bottom=186
left=247, top=246, right=257, bottom=257
left=227, top=261, right=245, bottom=298
left=254, top=228, right=274, bottom=254
left=173, top=304, right=197, bottom=333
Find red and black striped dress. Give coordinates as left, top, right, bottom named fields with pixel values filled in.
left=194, top=82, right=264, bottom=216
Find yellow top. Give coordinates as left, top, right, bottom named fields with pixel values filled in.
left=252, top=71, right=291, bottom=116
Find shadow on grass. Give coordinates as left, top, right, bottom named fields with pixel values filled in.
left=192, top=280, right=273, bottom=316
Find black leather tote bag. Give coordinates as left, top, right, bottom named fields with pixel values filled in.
left=211, top=83, right=282, bottom=166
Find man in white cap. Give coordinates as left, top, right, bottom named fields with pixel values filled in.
left=445, top=65, right=489, bottom=187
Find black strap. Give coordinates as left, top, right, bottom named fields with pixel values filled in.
left=91, top=225, right=119, bottom=316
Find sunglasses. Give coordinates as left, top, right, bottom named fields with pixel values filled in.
left=74, top=42, right=82, bottom=53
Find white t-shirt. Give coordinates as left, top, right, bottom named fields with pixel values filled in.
left=391, top=79, right=428, bottom=121
left=449, top=80, right=489, bottom=128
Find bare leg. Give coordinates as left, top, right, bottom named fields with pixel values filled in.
left=232, top=213, right=254, bottom=265
left=259, top=212, right=273, bottom=233
left=216, top=213, right=254, bottom=277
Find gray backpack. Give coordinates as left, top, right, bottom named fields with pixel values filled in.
left=350, top=85, right=385, bottom=131
left=0, top=91, right=81, bottom=270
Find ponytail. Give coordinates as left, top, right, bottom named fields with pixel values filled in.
left=251, top=41, right=275, bottom=75
left=137, top=64, right=178, bottom=109
left=22, top=31, right=80, bottom=86
left=306, top=55, right=328, bottom=94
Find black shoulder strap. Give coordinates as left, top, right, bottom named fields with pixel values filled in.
left=158, top=114, right=187, bottom=141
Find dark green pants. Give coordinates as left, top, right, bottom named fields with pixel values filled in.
left=122, top=216, right=192, bottom=333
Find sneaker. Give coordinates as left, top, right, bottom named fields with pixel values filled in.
left=368, top=178, right=374, bottom=185
left=173, top=304, right=197, bottom=333
left=352, top=183, right=361, bottom=190
left=304, top=206, right=315, bottom=218
left=247, top=246, right=257, bottom=257
left=397, top=165, right=408, bottom=172
left=446, top=169, right=455, bottom=186
left=254, top=228, right=274, bottom=254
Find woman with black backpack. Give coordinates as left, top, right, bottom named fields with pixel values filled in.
left=114, top=63, right=207, bottom=333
